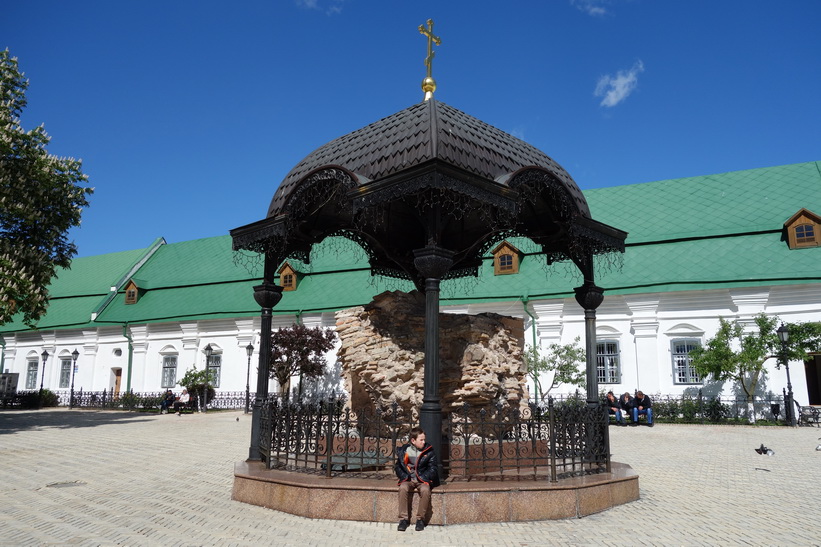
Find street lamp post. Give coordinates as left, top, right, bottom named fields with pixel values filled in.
left=776, top=323, right=795, bottom=427
left=39, top=349, right=49, bottom=410
left=245, top=343, right=254, bottom=414
left=69, top=348, right=79, bottom=409
left=203, top=344, right=212, bottom=413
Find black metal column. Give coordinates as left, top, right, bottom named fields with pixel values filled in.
left=574, top=282, right=604, bottom=407
left=413, top=245, right=453, bottom=476
left=248, top=261, right=283, bottom=461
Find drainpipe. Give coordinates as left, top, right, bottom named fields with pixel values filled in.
left=522, top=296, right=540, bottom=401
left=122, top=324, right=133, bottom=392
left=0, top=334, right=5, bottom=373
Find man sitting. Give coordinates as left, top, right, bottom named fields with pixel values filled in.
left=605, top=391, right=626, bottom=426
left=395, top=426, right=440, bottom=532
left=160, top=389, right=175, bottom=414
left=632, top=390, right=654, bottom=426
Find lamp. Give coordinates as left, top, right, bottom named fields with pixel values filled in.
left=39, top=349, right=49, bottom=410
left=245, top=343, right=254, bottom=414
left=69, top=348, right=80, bottom=409
left=776, top=323, right=795, bottom=426
left=202, top=344, right=213, bottom=413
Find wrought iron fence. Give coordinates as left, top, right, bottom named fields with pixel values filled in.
left=597, top=391, right=791, bottom=424
left=5, top=389, right=248, bottom=411
left=258, top=397, right=610, bottom=482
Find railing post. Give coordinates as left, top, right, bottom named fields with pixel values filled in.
left=548, top=397, right=557, bottom=483
left=325, top=403, right=334, bottom=478
left=602, top=404, right=611, bottom=473
left=698, top=389, right=704, bottom=425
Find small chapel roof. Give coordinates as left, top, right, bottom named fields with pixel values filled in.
left=267, top=99, right=589, bottom=220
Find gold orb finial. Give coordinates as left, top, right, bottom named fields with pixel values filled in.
left=422, top=76, right=436, bottom=93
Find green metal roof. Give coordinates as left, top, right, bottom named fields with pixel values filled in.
left=586, top=161, right=821, bottom=244
left=0, top=246, right=155, bottom=332
left=4, top=160, right=820, bottom=332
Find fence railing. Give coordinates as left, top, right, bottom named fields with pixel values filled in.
left=259, top=398, right=610, bottom=482
left=594, top=392, right=792, bottom=424
left=5, top=389, right=248, bottom=411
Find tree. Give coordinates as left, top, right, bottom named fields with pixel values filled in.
left=522, top=337, right=586, bottom=402
left=269, top=324, right=336, bottom=398
left=690, top=313, right=821, bottom=422
left=178, top=366, right=217, bottom=409
left=1, top=49, right=93, bottom=326
left=690, top=314, right=778, bottom=408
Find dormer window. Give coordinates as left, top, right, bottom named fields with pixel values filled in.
left=795, top=224, right=815, bottom=245
left=277, top=262, right=299, bottom=291
left=124, top=280, right=140, bottom=304
left=491, top=241, right=522, bottom=275
left=784, top=208, right=821, bottom=249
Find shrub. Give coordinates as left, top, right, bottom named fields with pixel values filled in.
left=680, top=398, right=699, bottom=422
left=18, top=389, right=59, bottom=408
left=703, top=398, right=730, bottom=423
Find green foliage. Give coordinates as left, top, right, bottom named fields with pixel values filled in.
left=177, top=366, right=216, bottom=403
left=703, top=397, right=730, bottom=423
left=522, top=338, right=586, bottom=402
left=119, top=391, right=140, bottom=410
left=689, top=314, right=779, bottom=403
left=18, top=388, right=58, bottom=408
left=653, top=399, right=680, bottom=423
left=270, top=324, right=337, bottom=397
left=0, top=49, right=93, bottom=326
left=690, top=314, right=821, bottom=406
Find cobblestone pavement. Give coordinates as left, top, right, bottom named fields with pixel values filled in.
left=1, top=409, right=820, bottom=546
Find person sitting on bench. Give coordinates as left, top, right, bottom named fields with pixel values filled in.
left=174, top=389, right=190, bottom=415
left=632, top=390, right=653, bottom=426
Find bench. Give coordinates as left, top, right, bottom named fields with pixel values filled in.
left=159, top=397, right=196, bottom=414
left=799, top=406, right=821, bottom=427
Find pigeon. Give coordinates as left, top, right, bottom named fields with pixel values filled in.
left=236, top=417, right=240, bottom=422
left=754, top=443, right=774, bottom=455
left=816, top=438, right=821, bottom=451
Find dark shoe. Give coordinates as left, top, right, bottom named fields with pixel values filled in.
left=648, top=422, right=654, bottom=427
left=397, top=519, right=409, bottom=532
left=619, top=422, right=628, bottom=427
left=629, top=422, right=638, bottom=426
left=415, top=519, right=425, bottom=531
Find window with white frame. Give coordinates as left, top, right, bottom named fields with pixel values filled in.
left=161, top=355, right=178, bottom=388
left=26, top=360, right=38, bottom=389
left=672, top=339, right=702, bottom=384
left=596, top=341, right=621, bottom=383
left=207, top=354, right=222, bottom=388
left=59, top=358, right=71, bottom=388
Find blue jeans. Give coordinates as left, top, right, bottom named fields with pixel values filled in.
left=609, top=408, right=624, bottom=423
left=633, top=407, right=653, bottom=424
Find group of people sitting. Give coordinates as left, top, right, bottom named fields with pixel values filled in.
left=605, top=390, right=653, bottom=426
left=159, top=388, right=190, bottom=415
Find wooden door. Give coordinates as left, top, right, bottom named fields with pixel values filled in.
left=113, top=368, right=122, bottom=395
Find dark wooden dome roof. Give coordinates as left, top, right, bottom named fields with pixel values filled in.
left=268, top=99, right=589, bottom=219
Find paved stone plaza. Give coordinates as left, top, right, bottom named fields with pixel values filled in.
left=1, top=408, right=820, bottom=546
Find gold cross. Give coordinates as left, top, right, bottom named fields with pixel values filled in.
left=418, top=19, right=441, bottom=80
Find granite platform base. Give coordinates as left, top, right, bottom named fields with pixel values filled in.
left=232, top=461, right=639, bottom=524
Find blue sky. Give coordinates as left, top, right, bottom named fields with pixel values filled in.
left=4, top=1, right=819, bottom=258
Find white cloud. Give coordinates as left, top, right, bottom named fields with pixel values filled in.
left=594, top=60, right=644, bottom=107
left=295, top=0, right=344, bottom=15
left=571, top=0, right=609, bottom=17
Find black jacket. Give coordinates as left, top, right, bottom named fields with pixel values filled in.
left=395, top=442, right=440, bottom=488
left=605, top=395, right=621, bottom=413
left=620, top=395, right=634, bottom=412
left=634, top=394, right=652, bottom=409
